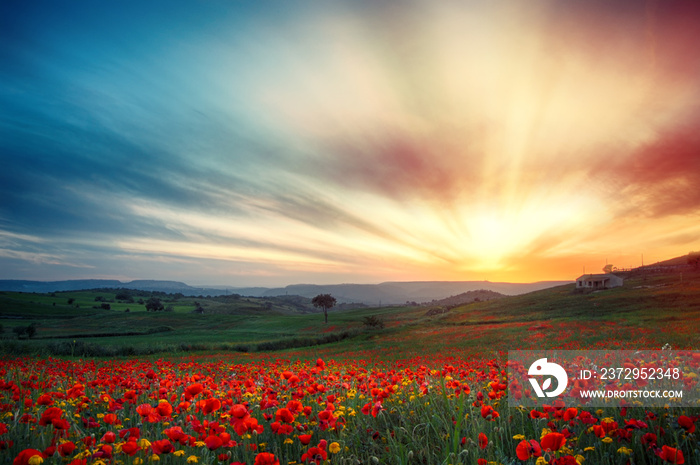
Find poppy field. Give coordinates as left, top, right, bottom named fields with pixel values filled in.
left=3, top=348, right=700, bottom=465
left=2, top=272, right=700, bottom=464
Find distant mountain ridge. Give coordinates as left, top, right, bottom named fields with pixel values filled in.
left=0, top=279, right=223, bottom=295
left=0, top=279, right=571, bottom=305
left=236, top=281, right=571, bottom=304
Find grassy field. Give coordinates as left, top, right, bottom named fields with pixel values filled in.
left=1, top=268, right=699, bottom=359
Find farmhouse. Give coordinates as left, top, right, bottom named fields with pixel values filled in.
left=576, top=273, right=623, bottom=290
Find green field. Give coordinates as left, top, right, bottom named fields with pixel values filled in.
left=1, top=268, right=699, bottom=359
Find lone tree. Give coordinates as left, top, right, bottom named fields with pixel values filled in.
left=145, top=297, right=164, bottom=312
left=312, top=294, right=337, bottom=324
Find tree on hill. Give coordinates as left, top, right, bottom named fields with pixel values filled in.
left=145, top=297, right=164, bottom=312
left=312, top=294, right=337, bottom=324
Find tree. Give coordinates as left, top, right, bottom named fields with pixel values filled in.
left=26, top=323, right=36, bottom=339
left=312, top=294, right=337, bottom=324
left=145, top=297, right=164, bottom=312
left=13, top=326, right=26, bottom=339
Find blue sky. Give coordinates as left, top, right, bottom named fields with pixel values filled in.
left=2, top=0, right=700, bottom=286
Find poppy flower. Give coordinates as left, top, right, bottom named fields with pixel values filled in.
left=552, top=456, right=579, bottom=465
left=200, top=398, right=221, bottom=415
left=478, top=433, right=488, bottom=449
left=120, top=439, right=139, bottom=456
left=678, top=415, right=695, bottom=434
left=151, top=439, right=174, bottom=455
left=298, top=434, right=313, bottom=445
left=38, top=408, right=63, bottom=426
left=541, top=432, right=566, bottom=452
left=641, top=432, right=657, bottom=447
left=254, top=452, right=280, bottom=465
left=204, top=435, right=223, bottom=450
left=57, top=442, right=76, bottom=457
left=591, top=425, right=605, bottom=438
left=275, top=408, right=295, bottom=423
left=563, top=408, right=578, bottom=421
left=301, top=446, right=328, bottom=464
left=185, top=383, right=204, bottom=399
left=156, top=401, right=173, bottom=417
left=516, top=440, right=542, bottom=461
left=14, top=449, right=44, bottom=465
left=480, top=405, right=499, bottom=420
left=656, top=445, right=685, bottom=464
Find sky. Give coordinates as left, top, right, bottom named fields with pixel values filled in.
left=1, top=0, right=700, bottom=287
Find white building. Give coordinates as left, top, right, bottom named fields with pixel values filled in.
left=575, top=273, right=623, bottom=290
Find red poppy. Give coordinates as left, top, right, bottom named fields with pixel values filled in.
left=657, top=445, right=685, bottom=464
left=254, top=452, right=280, bottom=465
left=275, top=408, right=295, bottom=423
left=57, top=442, right=76, bottom=457
left=477, top=459, right=488, bottom=465
left=156, top=401, right=173, bottom=417
left=678, top=415, right=695, bottom=434
left=591, top=425, right=605, bottom=438
left=39, top=407, right=63, bottom=426
left=299, top=434, right=313, bottom=445
left=541, top=432, right=566, bottom=452
left=231, top=404, right=249, bottom=419
left=552, top=455, right=579, bottom=465
left=480, top=405, right=499, bottom=420
left=563, top=408, right=578, bottom=421
left=101, top=431, right=116, bottom=443
left=301, top=446, right=328, bottom=464
left=516, top=440, right=542, bottom=460
left=205, top=435, right=223, bottom=450
left=185, top=383, right=204, bottom=399
left=121, top=439, right=139, bottom=456
left=14, top=449, right=44, bottom=465
left=151, top=439, right=174, bottom=455
left=200, top=398, right=221, bottom=415
left=478, top=433, right=488, bottom=449
left=103, top=413, right=119, bottom=425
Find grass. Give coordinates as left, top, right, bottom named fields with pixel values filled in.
left=1, top=268, right=699, bottom=358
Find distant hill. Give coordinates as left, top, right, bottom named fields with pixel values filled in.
left=237, top=280, right=571, bottom=305
left=0, top=279, right=571, bottom=305
left=425, top=289, right=505, bottom=308
left=0, top=279, right=226, bottom=296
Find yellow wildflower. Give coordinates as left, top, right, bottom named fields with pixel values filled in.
left=173, top=450, right=185, bottom=457
left=602, top=437, right=613, bottom=444
left=150, top=454, right=160, bottom=461
left=138, top=438, right=152, bottom=449
left=584, top=447, right=595, bottom=452
left=27, top=456, right=44, bottom=465
left=134, top=459, right=144, bottom=465
left=536, top=457, right=548, bottom=465
left=284, top=438, right=293, bottom=445
left=187, top=456, right=199, bottom=463
left=329, top=442, right=341, bottom=454
left=617, top=447, right=632, bottom=455
left=575, top=455, right=585, bottom=464
left=513, top=434, right=525, bottom=440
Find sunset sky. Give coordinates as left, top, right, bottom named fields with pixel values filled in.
left=1, top=0, right=699, bottom=287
